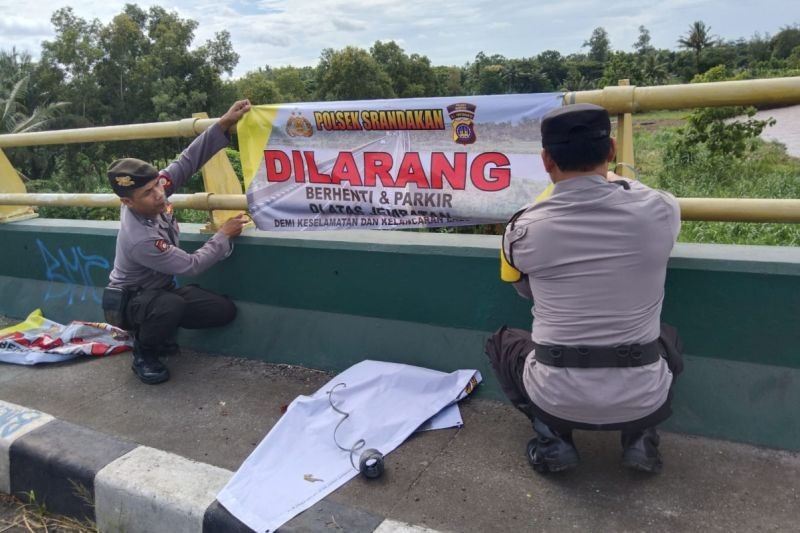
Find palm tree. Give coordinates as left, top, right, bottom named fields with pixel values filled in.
left=678, top=21, right=716, bottom=74
left=0, top=75, right=69, bottom=134
left=640, top=54, right=669, bottom=86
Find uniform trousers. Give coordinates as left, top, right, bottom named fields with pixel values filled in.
left=485, top=326, right=682, bottom=434
left=125, top=284, right=237, bottom=348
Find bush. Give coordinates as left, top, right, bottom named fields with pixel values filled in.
left=655, top=130, right=800, bottom=246
left=666, top=66, right=775, bottom=167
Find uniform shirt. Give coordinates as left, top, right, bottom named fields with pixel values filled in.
left=504, top=174, right=680, bottom=425
left=109, top=124, right=233, bottom=290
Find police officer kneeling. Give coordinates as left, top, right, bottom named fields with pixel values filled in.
left=103, top=100, right=251, bottom=385
left=486, top=104, right=684, bottom=474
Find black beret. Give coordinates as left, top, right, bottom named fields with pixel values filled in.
left=107, top=158, right=159, bottom=195
left=541, top=103, right=611, bottom=146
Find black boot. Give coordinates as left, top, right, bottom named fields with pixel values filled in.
left=621, top=427, right=662, bottom=473
left=526, top=418, right=579, bottom=473
left=132, top=341, right=170, bottom=385
left=158, top=341, right=180, bottom=357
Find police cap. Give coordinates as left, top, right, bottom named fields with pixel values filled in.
left=541, top=103, right=611, bottom=147
left=107, top=158, right=159, bottom=196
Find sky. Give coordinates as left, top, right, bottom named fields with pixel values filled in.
left=1, top=0, right=797, bottom=78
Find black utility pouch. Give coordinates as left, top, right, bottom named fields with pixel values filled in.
left=658, top=322, right=684, bottom=377
left=102, top=286, right=131, bottom=329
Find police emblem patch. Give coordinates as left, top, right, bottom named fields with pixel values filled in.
left=446, top=103, right=477, bottom=145
left=115, top=175, right=135, bottom=187
left=154, top=239, right=169, bottom=252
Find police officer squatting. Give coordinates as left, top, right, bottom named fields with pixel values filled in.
left=102, top=100, right=252, bottom=385
left=486, top=104, right=684, bottom=474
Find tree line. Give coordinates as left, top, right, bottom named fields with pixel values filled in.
left=1, top=4, right=799, bottom=189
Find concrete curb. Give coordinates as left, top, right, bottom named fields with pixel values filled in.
left=0, top=400, right=444, bottom=533
left=0, top=401, right=53, bottom=493
left=96, top=446, right=232, bottom=533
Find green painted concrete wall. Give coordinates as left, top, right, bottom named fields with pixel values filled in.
left=0, top=219, right=798, bottom=450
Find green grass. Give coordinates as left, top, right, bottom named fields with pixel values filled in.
left=633, top=122, right=800, bottom=246
left=632, top=110, right=691, bottom=122
left=0, top=491, right=97, bottom=532
left=677, top=221, right=800, bottom=246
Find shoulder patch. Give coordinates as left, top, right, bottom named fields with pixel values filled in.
left=158, top=174, right=173, bottom=190
left=154, top=239, right=169, bottom=252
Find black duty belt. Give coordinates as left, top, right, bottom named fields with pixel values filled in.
left=533, top=339, right=663, bottom=368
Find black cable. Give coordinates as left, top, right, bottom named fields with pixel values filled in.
left=327, top=383, right=366, bottom=471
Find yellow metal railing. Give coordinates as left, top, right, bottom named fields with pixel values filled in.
left=0, top=193, right=242, bottom=211
left=564, top=76, right=800, bottom=113
left=0, top=117, right=219, bottom=148
left=0, top=76, right=799, bottom=225
left=0, top=116, right=240, bottom=228
left=612, top=79, right=636, bottom=178
left=0, top=194, right=798, bottom=223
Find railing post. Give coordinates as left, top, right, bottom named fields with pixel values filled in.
left=0, top=149, right=36, bottom=223
left=615, top=79, right=636, bottom=178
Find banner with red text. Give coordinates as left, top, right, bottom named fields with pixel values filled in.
left=237, top=93, right=562, bottom=231
left=0, top=309, right=132, bottom=365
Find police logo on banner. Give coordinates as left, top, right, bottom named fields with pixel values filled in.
left=286, top=112, right=313, bottom=138
left=447, top=103, right=477, bottom=145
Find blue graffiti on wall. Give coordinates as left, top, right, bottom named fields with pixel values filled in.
left=36, top=239, right=110, bottom=305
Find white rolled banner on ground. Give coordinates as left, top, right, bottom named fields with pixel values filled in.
left=217, top=360, right=481, bottom=532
